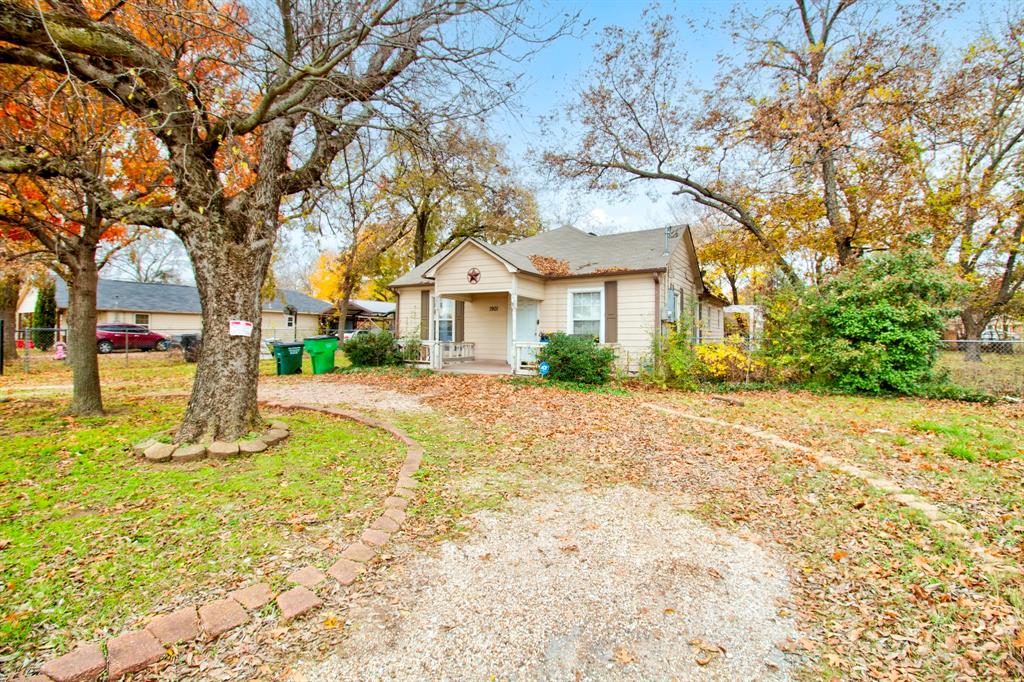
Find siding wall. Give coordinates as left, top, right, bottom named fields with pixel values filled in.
left=702, top=303, right=725, bottom=342
left=396, top=287, right=429, bottom=339
left=433, top=243, right=513, bottom=294
left=396, top=252, right=688, bottom=371
left=463, top=292, right=508, bottom=361
left=93, top=310, right=320, bottom=339
left=516, top=274, right=545, bottom=301
left=539, top=274, right=658, bottom=371
left=663, top=235, right=700, bottom=325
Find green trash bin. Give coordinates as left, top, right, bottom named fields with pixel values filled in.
left=272, top=342, right=304, bottom=375
left=303, top=335, right=339, bottom=375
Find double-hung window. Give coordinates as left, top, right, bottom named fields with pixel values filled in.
left=568, top=289, right=602, bottom=340
left=437, top=298, right=455, bottom=342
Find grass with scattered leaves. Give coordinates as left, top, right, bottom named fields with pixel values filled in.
left=0, top=394, right=401, bottom=666
left=327, top=370, right=1023, bottom=679
left=936, top=350, right=1024, bottom=396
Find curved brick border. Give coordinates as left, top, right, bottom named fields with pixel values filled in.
left=17, top=401, right=423, bottom=682
left=645, top=403, right=1020, bottom=577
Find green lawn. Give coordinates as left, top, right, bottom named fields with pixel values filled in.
left=0, top=347, right=348, bottom=391
left=0, top=392, right=402, bottom=665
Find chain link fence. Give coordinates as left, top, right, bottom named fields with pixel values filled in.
left=936, top=339, right=1024, bottom=396
left=4, top=326, right=310, bottom=375
left=938, top=339, right=1023, bottom=355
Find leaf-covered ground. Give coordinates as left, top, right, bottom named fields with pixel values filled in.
left=936, top=350, right=1024, bottom=397
left=2, top=360, right=1021, bottom=679
left=0, top=394, right=402, bottom=670
left=320, top=369, right=1023, bottom=680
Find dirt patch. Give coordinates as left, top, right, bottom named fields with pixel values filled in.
left=259, top=377, right=433, bottom=413
left=295, top=486, right=800, bottom=681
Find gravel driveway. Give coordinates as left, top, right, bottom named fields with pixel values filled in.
left=258, top=377, right=433, bottom=413
left=295, top=486, right=799, bottom=681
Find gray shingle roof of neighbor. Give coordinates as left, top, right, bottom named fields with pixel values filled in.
left=389, top=225, right=684, bottom=287
left=54, top=278, right=332, bottom=315
left=347, top=299, right=396, bottom=315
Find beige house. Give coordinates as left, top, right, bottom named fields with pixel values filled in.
left=389, top=225, right=728, bottom=373
left=18, top=278, right=331, bottom=341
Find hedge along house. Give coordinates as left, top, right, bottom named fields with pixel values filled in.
left=389, top=225, right=728, bottom=374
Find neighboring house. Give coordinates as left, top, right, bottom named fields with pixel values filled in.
left=321, top=299, right=396, bottom=334
left=17, top=278, right=332, bottom=341
left=389, top=225, right=729, bottom=373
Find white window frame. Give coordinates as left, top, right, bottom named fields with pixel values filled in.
left=566, top=287, right=604, bottom=342
left=286, top=314, right=295, bottom=328
left=437, top=297, right=455, bottom=342
left=134, top=313, right=150, bottom=328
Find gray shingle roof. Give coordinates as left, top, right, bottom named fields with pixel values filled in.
left=389, top=226, right=682, bottom=287
left=347, top=299, right=395, bottom=315
left=54, top=278, right=332, bottom=315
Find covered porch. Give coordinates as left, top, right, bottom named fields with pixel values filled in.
left=408, top=289, right=543, bottom=375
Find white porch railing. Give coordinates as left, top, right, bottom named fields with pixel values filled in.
left=513, top=342, right=544, bottom=375
left=441, top=341, right=475, bottom=363
left=400, top=340, right=475, bottom=370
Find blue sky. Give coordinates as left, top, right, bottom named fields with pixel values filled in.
left=493, top=0, right=739, bottom=234
left=262, top=0, right=1012, bottom=288
left=494, top=0, right=1009, bottom=234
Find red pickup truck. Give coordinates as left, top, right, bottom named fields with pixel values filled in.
left=96, top=324, right=169, bottom=353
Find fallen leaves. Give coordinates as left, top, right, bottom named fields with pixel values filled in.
left=689, top=637, right=725, bottom=665
left=318, top=372, right=1024, bottom=680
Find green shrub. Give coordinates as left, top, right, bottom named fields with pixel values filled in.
left=661, top=330, right=704, bottom=390
left=762, top=250, right=960, bottom=395
left=341, top=330, right=403, bottom=367
left=537, top=332, right=616, bottom=384
left=32, top=280, right=57, bottom=351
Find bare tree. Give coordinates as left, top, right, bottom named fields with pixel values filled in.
left=910, top=16, right=1024, bottom=359
left=0, top=0, right=572, bottom=440
left=103, top=230, right=189, bottom=284
left=544, top=0, right=944, bottom=280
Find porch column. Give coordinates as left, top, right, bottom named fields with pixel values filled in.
left=432, top=294, right=442, bottom=369
left=510, top=291, right=518, bottom=369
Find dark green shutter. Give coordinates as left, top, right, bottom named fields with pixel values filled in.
left=604, top=281, right=618, bottom=344
left=455, top=300, right=465, bottom=342
left=420, top=290, right=430, bottom=340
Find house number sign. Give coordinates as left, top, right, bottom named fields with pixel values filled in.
left=467, top=267, right=481, bottom=284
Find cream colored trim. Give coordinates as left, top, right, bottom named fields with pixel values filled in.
left=422, top=238, right=520, bottom=279
left=566, top=286, right=604, bottom=342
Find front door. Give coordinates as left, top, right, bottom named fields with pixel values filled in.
left=516, top=301, right=539, bottom=342
left=516, top=301, right=540, bottom=366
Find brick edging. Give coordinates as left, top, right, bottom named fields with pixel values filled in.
left=19, top=401, right=424, bottom=682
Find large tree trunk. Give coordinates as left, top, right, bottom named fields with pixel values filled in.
left=960, top=311, right=989, bottom=363
left=725, top=274, right=739, bottom=305
left=176, top=224, right=274, bottom=443
left=413, top=209, right=429, bottom=265
left=0, top=272, right=20, bottom=364
left=65, top=255, right=104, bottom=415
left=821, top=154, right=857, bottom=267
